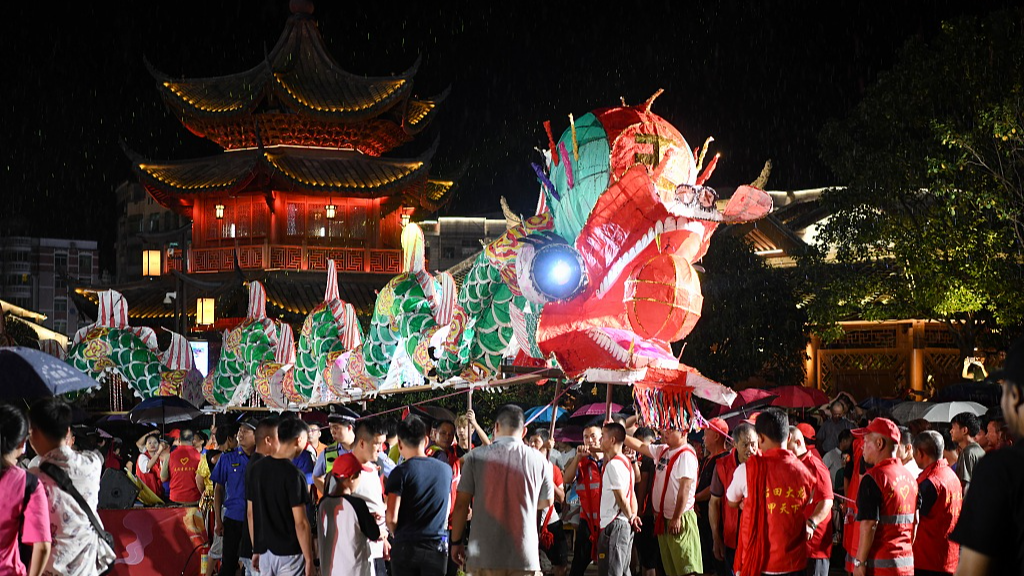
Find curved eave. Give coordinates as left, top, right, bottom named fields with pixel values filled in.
left=147, top=57, right=268, bottom=119
left=125, top=146, right=439, bottom=202
left=146, top=13, right=422, bottom=124
left=402, top=86, right=450, bottom=135
left=267, top=16, right=419, bottom=121
left=265, top=151, right=430, bottom=197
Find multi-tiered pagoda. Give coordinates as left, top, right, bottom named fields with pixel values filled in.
left=129, top=0, right=453, bottom=276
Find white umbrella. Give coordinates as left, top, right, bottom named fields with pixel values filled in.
left=919, top=401, right=987, bottom=423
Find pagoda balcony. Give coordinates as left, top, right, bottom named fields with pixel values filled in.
left=187, top=244, right=402, bottom=274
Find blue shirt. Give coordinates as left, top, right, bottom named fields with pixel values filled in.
left=312, top=443, right=350, bottom=478
left=293, top=450, right=315, bottom=486
left=211, top=447, right=251, bottom=521
left=384, top=456, right=453, bottom=543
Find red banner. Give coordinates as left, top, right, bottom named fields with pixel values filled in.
left=99, top=507, right=208, bottom=576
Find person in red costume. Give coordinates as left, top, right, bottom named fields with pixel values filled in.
left=911, top=430, right=961, bottom=576
left=850, top=418, right=918, bottom=576
left=728, top=409, right=815, bottom=576
left=564, top=424, right=604, bottom=576
left=787, top=425, right=833, bottom=576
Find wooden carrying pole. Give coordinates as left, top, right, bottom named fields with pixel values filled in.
left=604, top=383, right=614, bottom=422
left=548, top=380, right=562, bottom=438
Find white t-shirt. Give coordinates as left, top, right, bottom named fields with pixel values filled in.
left=903, top=459, right=923, bottom=479
left=137, top=452, right=156, bottom=473
left=726, top=462, right=748, bottom=503
left=599, top=456, right=633, bottom=528
left=319, top=498, right=373, bottom=576
left=541, top=461, right=561, bottom=525
left=649, top=444, right=697, bottom=517
left=350, top=463, right=387, bottom=559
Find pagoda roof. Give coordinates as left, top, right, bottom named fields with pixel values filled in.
left=126, top=142, right=448, bottom=216
left=147, top=9, right=440, bottom=128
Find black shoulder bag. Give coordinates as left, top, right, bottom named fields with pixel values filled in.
left=39, top=462, right=116, bottom=573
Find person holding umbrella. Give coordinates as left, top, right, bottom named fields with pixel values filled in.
left=0, top=404, right=51, bottom=576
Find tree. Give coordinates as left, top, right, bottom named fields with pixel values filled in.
left=806, top=8, right=1024, bottom=358
left=680, top=234, right=809, bottom=387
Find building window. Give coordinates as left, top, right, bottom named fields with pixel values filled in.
left=54, top=298, right=67, bottom=314
left=350, top=206, right=367, bottom=239
left=443, top=247, right=456, bottom=260
left=79, top=254, right=92, bottom=274
left=54, top=253, right=67, bottom=271
left=149, top=213, right=161, bottom=232
left=53, top=320, right=67, bottom=335
left=287, top=203, right=302, bottom=236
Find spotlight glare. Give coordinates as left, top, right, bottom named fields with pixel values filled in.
left=551, top=260, right=572, bottom=286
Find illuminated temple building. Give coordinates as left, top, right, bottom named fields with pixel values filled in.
left=75, top=1, right=455, bottom=331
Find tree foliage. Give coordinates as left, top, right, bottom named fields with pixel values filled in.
left=2, top=313, right=39, bottom=349
left=806, top=8, right=1024, bottom=356
left=680, top=234, right=808, bottom=387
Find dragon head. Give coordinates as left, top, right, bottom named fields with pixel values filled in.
left=502, top=96, right=770, bottom=424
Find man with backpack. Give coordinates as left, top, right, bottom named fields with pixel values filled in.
left=27, top=397, right=115, bottom=576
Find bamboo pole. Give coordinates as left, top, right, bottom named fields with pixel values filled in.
left=548, top=380, right=562, bottom=438
left=197, top=369, right=551, bottom=413
left=604, top=383, right=614, bottom=422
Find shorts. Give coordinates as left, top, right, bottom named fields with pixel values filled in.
left=208, top=533, right=224, bottom=559
left=542, top=519, right=569, bottom=567
left=657, top=510, right=702, bottom=576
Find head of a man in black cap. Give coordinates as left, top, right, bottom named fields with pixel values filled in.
left=327, top=406, right=359, bottom=449
left=996, top=338, right=1024, bottom=440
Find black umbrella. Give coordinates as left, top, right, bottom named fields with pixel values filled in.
left=129, top=396, right=202, bottom=425
left=410, top=404, right=458, bottom=425
left=0, top=346, right=101, bottom=403
left=934, top=380, right=1002, bottom=406
left=94, top=414, right=155, bottom=440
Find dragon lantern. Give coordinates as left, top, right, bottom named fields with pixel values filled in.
left=438, top=93, right=771, bottom=428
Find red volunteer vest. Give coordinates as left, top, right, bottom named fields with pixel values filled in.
left=843, top=437, right=866, bottom=563
left=138, top=453, right=163, bottom=497
left=168, top=445, right=202, bottom=503
left=861, top=458, right=917, bottom=576
left=714, top=450, right=741, bottom=549
left=654, top=445, right=695, bottom=535
left=734, top=449, right=815, bottom=575
left=798, top=451, right=834, bottom=560
left=914, top=460, right=962, bottom=573
left=577, top=456, right=604, bottom=561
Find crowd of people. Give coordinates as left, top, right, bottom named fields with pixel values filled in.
left=0, top=339, right=1022, bottom=576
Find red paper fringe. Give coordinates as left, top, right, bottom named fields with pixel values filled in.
left=544, top=121, right=559, bottom=167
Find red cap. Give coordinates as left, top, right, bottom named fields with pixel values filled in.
left=330, top=453, right=362, bottom=479
left=703, top=417, right=730, bottom=437
left=852, top=418, right=900, bottom=444
left=796, top=423, right=816, bottom=441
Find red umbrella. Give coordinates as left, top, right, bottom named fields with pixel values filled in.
left=571, top=402, right=623, bottom=418
left=732, top=388, right=777, bottom=407
left=706, top=388, right=777, bottom=418
left=769, top=386, right=829, bottom=409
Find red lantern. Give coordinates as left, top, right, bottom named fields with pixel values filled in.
left=624, top=253, right=703, bottom=342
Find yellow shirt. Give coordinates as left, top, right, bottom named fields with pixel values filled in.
left=196, top=455, right=213, bottom=496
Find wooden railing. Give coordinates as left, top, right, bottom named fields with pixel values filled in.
left=189, top=244, right=402, bottom=274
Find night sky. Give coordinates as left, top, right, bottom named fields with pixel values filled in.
left=1, top=0, right=1013, bottom=273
